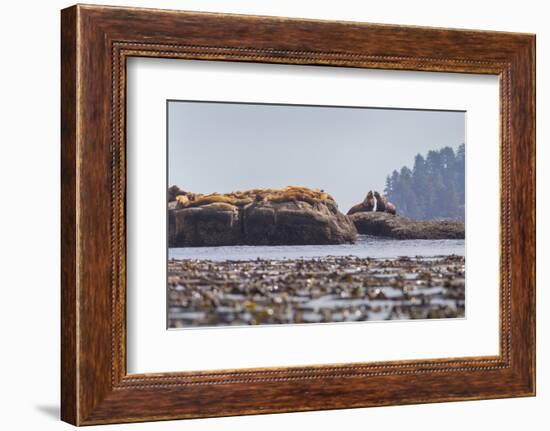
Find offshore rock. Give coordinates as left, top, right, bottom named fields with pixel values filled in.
left=168, top=186, right=357, bottom=247
left=349, top=211, right=464, bottom=240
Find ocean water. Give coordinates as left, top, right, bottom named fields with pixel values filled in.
left=168, top=235, right=465, bottom=261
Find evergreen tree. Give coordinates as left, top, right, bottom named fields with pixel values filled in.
left=455, top=144, right=466, bottom=218
left=411, top=154, right=427, bottom=219
left=384, top=175, right=392, bottom=197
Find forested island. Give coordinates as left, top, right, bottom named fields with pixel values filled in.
left=384, top=144, right=465, bottom=221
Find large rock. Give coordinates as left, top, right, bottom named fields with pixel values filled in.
left=168, top=186, right=357, bottom=247
left=169, top=203, right=242, bottom=247
left=349, top=211, right=464, bottom=240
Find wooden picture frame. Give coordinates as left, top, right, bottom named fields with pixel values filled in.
left=61, top=4, right=535, bottom=425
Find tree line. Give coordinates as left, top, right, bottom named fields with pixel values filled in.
left=384, top=144, right=465, bottom=221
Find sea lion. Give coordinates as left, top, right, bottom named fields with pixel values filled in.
left=347, top=191, right=375, bottom=215
left=374, top=191, right=397, bottom=215
left=374, top=191, right=386, bottom=212
left=175, top=194, right=190, bottom=209
left=364, top=191, right=375, bottom=211
left=385, top=201, right=397, bottom=215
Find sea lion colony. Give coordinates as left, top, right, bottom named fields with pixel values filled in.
left=168, top=185, right=397, bottom=216
left=168, top=185, right=338, bottom=211
left=168, top=185, right=464, bottom=246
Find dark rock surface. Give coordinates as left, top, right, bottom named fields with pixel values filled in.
left=169, top=203, right=242, bottom=247
left=168, top=186, right=357, bottom=247
left=349, top=211, right=464, bottom=240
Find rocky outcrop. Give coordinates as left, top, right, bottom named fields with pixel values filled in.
left=168, top=186, right=357, bottom=247
left=349, top=211, right=464, bottom=240
left=347, top=190, right=460, bottom=239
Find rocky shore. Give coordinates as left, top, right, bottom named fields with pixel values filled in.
left=168, top=185, right=465, bottom=245
left=349, top=212, right=465, bottom=240
left=168, top=186, right=357, bottom=247
left=168, top=255, right=465, bottom=327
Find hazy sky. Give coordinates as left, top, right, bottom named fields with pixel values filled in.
left=168, top=101, right=465, bottom=213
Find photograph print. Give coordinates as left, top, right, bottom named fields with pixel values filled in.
left=167, top=101, right=466, bottom=328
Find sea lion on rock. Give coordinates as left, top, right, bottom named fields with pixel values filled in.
left=175, top=194, right=190, bottom=209
left=374, top=191, right=397, bottom=215
left=347, top=191, right=375, bottom=215
left=385, top=201, right=397, bottom=215
left=374, top=191, right=386, bottom=212
left=364, top=191, right=375, bottom=211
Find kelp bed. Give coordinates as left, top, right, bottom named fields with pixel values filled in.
left=167, top=255, right=465, bottom=328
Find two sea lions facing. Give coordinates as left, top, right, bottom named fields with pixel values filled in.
left=347, top=190, right=397, bottom=216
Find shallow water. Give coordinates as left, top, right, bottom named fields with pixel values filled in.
left=169, top=235, right=465, bottom=261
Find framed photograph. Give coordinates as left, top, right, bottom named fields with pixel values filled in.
left=61, top=4, right=536, bottom=425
